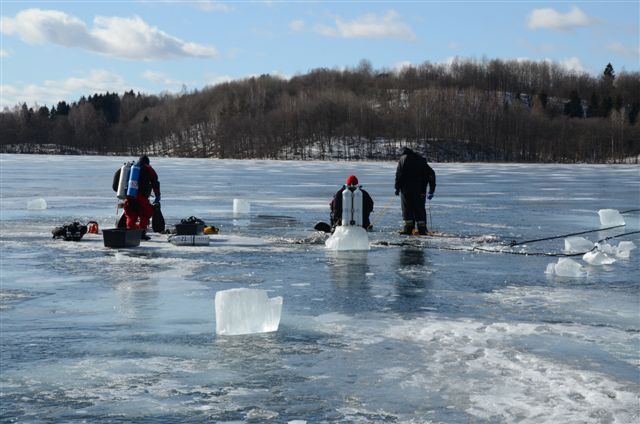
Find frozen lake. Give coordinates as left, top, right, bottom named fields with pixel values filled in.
left=1, top=154, right=639, bottom=423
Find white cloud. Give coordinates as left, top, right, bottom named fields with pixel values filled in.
left=1, top=69, right=131, bottom=108
left=315, top=10, right=416, bottom=41
left=289, top=19, right=305, bottom=32
left=558, top=57, right=587, bottom=73
left=447, top=41, right=460, bottom=50
left=607, top=41, right=640, bottom=59
left=527, top=5, right=597, bottom=31
left=143, top=70, right=173, bottom=85
left=0, top=49, right=9, bottom=57
left=1, top=8, right=218, bottom=60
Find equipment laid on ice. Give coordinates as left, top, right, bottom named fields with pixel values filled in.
left=203, top=226, right=219, bottom=235
left=152, top=203, right=165, bottom=233
left=175, top=216, right=206, bottom=235
left=52, top=222, right=88, bottom=241
left=102, top=228, right=143, bottom=248
left=341, top=186, right=363, bottom=227
left=169, top=235, right=210, bottom=246
left=87, top=221, right=99, bottom=234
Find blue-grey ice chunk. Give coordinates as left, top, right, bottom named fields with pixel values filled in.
left=27, top=198, right=47, bottom=210
left=598, top=209, right=625, bottom=227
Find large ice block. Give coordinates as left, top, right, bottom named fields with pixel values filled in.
left=215, top=288, right=282, bottom=335
left=27, top=198, right=47, bottom=210
left=325, top=226, right=370, bottom=251
left=598, top=209, right=625, bottom=227
left=233, top=198, right=250, bottom=215
left=547, top=258, right=587, bottom=278
left=563, top=236, right=593, bottom=253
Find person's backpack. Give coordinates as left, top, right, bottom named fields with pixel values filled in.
left=180, top=216, right=206, bottom=226
left=52, top=222, right=88, bottom=241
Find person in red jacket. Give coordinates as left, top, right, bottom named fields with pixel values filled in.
left=124, top=155, right=160, bottom=240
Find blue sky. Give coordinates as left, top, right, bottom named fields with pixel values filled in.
left=1, top=1, right=638, bottom=109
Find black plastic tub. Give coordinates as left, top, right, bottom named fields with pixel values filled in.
left=103, top=228, right=143, bottom=248
left=174, top=223, right=204, bottom=235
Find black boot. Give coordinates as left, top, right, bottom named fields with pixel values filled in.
left=398, top=221, right=414, bottom=235
left=141, top=230, right=151, bottom=241
left=417, top=221, right=428, bottom=235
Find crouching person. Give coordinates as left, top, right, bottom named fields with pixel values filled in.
left=330, top=175, right=374, bottom=232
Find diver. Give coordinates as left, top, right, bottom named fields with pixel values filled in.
left=123, top=155, right=161, bottom=240
left=330, top=175, right=374, bottom=231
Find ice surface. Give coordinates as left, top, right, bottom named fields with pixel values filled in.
left=598, top=209, right=625, bottom=227
left=27, top=198, right=47, bottom=210
left=233, top=198, right=251, bottom=215
left=325, top=226, right=370, bottom=251
left=616, top=241, right=636, bottom=258
left=563, top=236, right=593, bottom=253
left=546, top=258, right=587, bottom=278
left=582, top=251, right=616, bottom=266
left=214, top=288, right=282, bottom=335
left=2, top=157, right=639, bottom=423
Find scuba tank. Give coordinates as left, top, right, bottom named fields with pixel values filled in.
left=341, top=186, right=364, bottom=227
left=126, top=162, right=141, bottom=197
left=116, top=161, right=133, bottom=199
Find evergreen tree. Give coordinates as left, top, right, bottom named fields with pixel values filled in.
left=603, top=63, right=615, bottom=81
left=564, top=90, right=583, bottom=118
left=37, top=106, right=50, bottom=118
left=56, top=101, right=70, bottom=116
left=601, top=96, right=613, bottom=118
left=587, top=93, right=600, bottom=118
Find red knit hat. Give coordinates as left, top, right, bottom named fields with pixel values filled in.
left=346, top=175, right=358, bottom=186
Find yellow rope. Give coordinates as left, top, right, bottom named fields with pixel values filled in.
left=370, top=196, right=398, bottom=228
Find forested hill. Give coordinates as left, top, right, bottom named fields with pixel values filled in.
left=2, top=59, right=639, bottom=163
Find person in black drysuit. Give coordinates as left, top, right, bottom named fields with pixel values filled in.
left=395, top=147, right=436, bottom=235
left=330, top=175, right=374, bottom=231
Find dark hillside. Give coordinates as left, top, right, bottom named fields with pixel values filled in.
left=2, top=58, right=639, bottom=163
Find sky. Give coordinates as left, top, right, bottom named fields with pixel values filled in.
left=1, top=1, right=638, bottom=109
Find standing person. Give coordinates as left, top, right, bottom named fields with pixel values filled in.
left=124, top=155, right=161, bottom=240
left=330, top=175, right=374, bottom=231
left=395, top=147, right=436, bottom=235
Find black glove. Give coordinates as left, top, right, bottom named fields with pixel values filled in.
left=395, top=189, right=400, bottom=196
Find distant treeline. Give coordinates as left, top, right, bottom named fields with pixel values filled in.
left=1, top=58, right=639, bottom=162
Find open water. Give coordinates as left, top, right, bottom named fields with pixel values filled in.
left=1, top=154, right=639, bottom=423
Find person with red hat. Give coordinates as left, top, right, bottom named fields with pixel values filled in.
left=329, top=175, right=374, bottom=231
